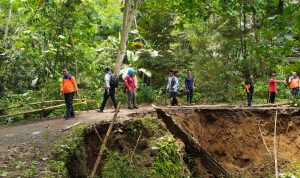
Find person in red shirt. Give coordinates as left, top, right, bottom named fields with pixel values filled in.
left=60, top=68, right=78, bottom=119
left=268, top=73, right=277, bottom=103
left=124, top=68, right=138, bottom=109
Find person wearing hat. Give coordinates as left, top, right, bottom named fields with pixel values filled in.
left=124, top=68, right=138, bottom=109
left=288, top=72, right=299, bottom=98
left=268, top=73, right=277, bottom=103
left=98, top=67, right=118, bottom=112
left=60, top=68, right=78, bottom=119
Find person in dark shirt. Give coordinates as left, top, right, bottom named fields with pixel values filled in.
left=185, top=70, right=195, bottom=105
left=245, top=74, right=254, bottom=107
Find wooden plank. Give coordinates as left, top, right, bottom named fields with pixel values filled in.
left=153, top=105, right=230, bottom=178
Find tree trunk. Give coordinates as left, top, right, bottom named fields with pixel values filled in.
left=3, top=0, right=13, bottom=48
left=243, top=0, right=247, bottom=59
left=239, top=0, right=244, bottom=56
left=114, top=0, right=142, bottom=75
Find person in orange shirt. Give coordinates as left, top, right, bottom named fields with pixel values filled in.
left=60, top=68, right=78, bottom=119
left=245, top=74, right=254, bottom=107
left=288, top=72, right=299, bottom=98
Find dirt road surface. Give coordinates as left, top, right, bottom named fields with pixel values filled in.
left=0, top=106, right=154, bottom=152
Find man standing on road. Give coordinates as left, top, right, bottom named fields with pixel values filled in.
left=60, top=68, right=78, bottom=119
left=288, top=72, right=299, bottom=98
left=185, top=70, right=195, bottom=105
left=98, top=67, right=118, bottom=112
left=268, top=73, right=277, bottom=104
left=167, top=70, right=179, bottom=106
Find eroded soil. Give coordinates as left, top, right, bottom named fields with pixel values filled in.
left=166, top=106, right=300, bottom=176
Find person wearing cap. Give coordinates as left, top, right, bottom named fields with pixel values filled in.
left=268, top=73, right=277, bottom=103
left=60, top=68, right=78, bottom=119
left=245, top=74, right=254, bottom=107
left=98, top=67, right=118, bottom=112
left=288, top=72, right=299, bottom=98
left=124, top=68, right=138, bottom=109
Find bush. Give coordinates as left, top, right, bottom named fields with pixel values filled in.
left=136, top=83, right=156, bottom=104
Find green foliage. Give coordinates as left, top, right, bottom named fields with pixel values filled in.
left=50, top=125, right=86, bottom=177
left=48, top=160, right=67, bottom=176
left=1, top=0, right=300, bottom=105
left=102, top=152, right=141, bottom=178
left=137, top=83, right=156, bottom=104
left=281, top=162, right=300, bottom=178
left=149, top=135, right=189, bottom=178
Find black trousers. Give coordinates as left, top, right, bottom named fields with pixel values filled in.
left=100, top=88, right=117, bottom=111
left=64, top=92, right=74, bottom=117
left=269, top=92, right=276, bottom=103
left=170, top=91, right=178, bottom=106
left=246, top=91, right=253, bottom=106
left=186, top=88, right=194, bottom=104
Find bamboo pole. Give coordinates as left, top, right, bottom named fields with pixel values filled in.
left=0, top=101, right=86, bottom=119
left=90, top=102, right=121, bottom=178
left=274, top=108, right=278, bottom=178
left=0, top=99, right=88, bottom=110
left=130, top=131, right=142, bottom=165
left=258, top=123, right=272, bottom=157
left=0, top=104, right=66, bottom=119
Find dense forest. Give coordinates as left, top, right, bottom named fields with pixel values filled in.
left=1, top=0, right=300, bottom=105
left=1, top=0, right=300, bottom=177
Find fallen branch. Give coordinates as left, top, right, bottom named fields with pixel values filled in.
left=258, top=123, right=272, bottom=157
left=62, top=122, right=84, bottom=132
left=90, top=102, right=122, bottom=178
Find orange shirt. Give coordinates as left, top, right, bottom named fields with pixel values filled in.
left=289, top=77, right=299, bottom=89
left=61, top=74, right=78, bottom=93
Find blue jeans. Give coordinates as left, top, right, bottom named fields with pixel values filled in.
left=291, top=88, right=299, bottom=97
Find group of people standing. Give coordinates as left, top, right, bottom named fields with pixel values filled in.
left=167, top=70, right=195, bottom=106
left=245, top=72, right=300, bottom=107
left=59, top=67, right=300, bottom=119
left=60, top=68, right=196, bottom=119
left=59, top=67, right=138, bottom=119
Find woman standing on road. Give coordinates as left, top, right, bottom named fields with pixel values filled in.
left=124, top=68, right=138, bottom=109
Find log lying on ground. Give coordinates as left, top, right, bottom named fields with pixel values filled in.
left=0, top=99, right=87, bottom=110
left=0, top=101, right=87, bottom=119
left=153, top=105, right=230, bottom=178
